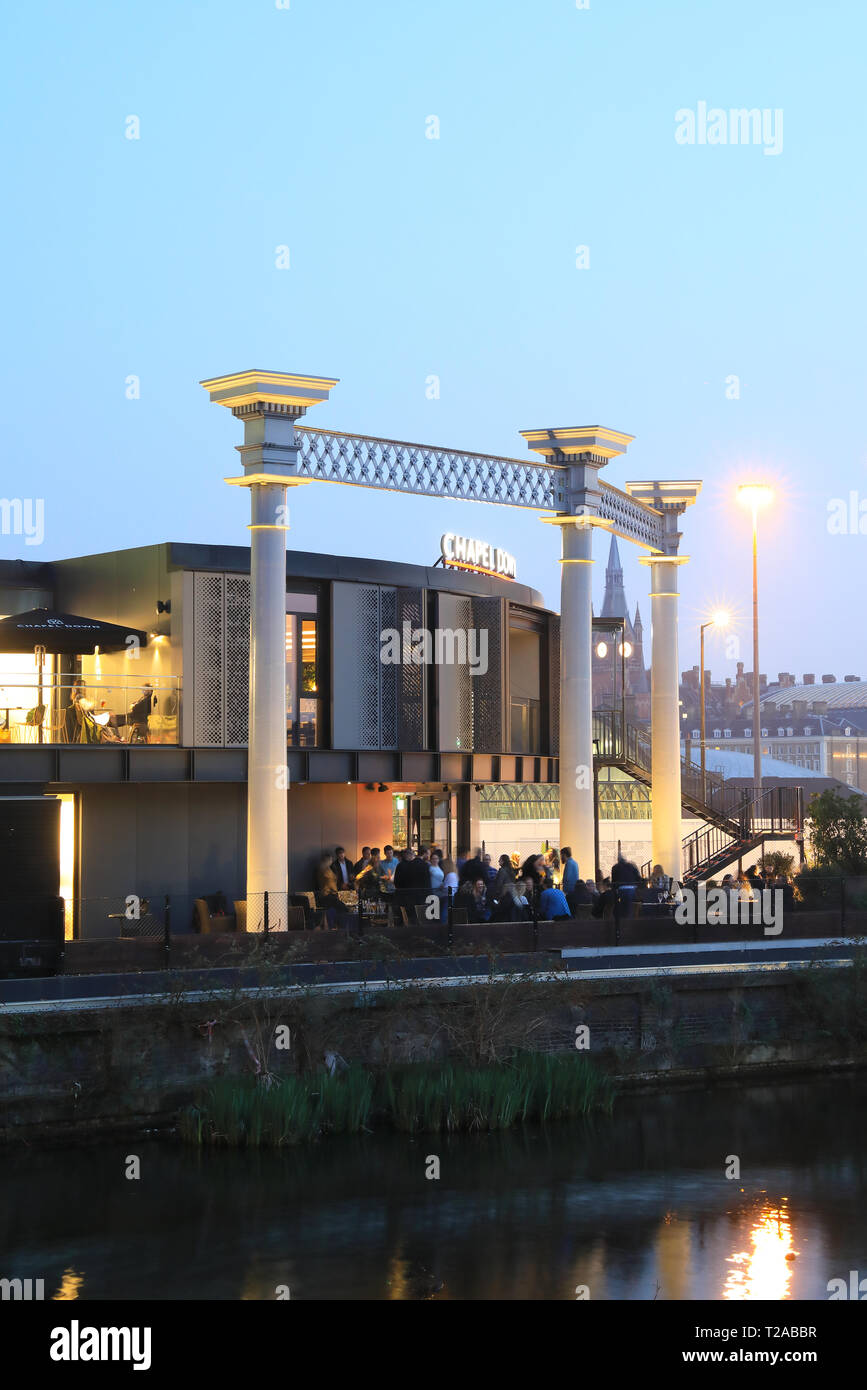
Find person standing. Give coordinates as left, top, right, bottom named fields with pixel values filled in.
left=428, top=851, right=444, bottom=894
left=560, top=847, right=579, bottom=897
left=611, top=854, right=643, bottom=919
left=380, top=845, right=400, bottom=893
left=492, top=854, right=515, bottom=901
left=438, top=856, right=459, bottom=915
left=459, top=847, right=486, bottom=885
left=332, top=846, right=353, bottom=890
left=393, top=847, right=431, bottom=914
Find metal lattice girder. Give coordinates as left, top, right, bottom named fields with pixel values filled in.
left=294, top=427, right=666, bottom=550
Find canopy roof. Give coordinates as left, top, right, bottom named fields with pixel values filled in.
left=0, top=608, right=147, bottom=654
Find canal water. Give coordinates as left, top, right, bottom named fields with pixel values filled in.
left=3, top=1074, right=866, bottom=1300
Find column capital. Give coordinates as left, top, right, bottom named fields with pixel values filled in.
left=637, top=553, right=691, bottom=565
left=523, top=426, right=634, bottom=519
left=201, top=369, right=338, bottom=482
left=200, top=369, right=339, bottom=410
left=540, top=514, right=615, bottom=530
left=626, top=480, right=701, bottom=556
left=521, top=426, right=634, bottom=460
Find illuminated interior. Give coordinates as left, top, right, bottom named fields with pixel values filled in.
left=0, top=645, right=48, bottom=740
left=58, top=793, right=76, bottom=939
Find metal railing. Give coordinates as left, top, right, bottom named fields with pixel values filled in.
left=640, top=785, right=804, bottom=881
left=0, top=673, right=181, bottom=746
left=593, top=709, right=731, bottom=820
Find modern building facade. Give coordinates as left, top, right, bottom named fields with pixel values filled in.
left=0, top=543, right=562, bottom=936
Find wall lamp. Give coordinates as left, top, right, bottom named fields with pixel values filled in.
left=156, top=600, right=171, bottom=615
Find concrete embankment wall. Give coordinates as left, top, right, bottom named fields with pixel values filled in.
left=2, top=960, right=865, bottom=1141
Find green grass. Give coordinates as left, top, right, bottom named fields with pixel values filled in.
left=179, top=1054, right=614, bottom=1147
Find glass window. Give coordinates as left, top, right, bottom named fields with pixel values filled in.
left=286, top=597, right=320, bottom=746
left=509, top=627, right=541, bottom=754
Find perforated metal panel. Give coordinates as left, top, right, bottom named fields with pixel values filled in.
left=192, top=572, right=251, bottom=747
left=397, top=587, right=425, bottom=750
left=380, top=586, right=398, bottom=749
left=359, top=584, right=383, bottom=748
left=225, top=575, right=251, bottom=746
left=453, top=595, right=475, bottom=752
left=469, top=596, right=502, bottom=753
left=332, top=582, right=427, bottom=751
left=193, top=573, right=225, bottom=746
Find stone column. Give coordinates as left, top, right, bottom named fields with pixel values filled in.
left=201, top=370, right=338, bottom=924
left=642, top=554, right=689, bottom=879
left=523, top=426, right=634, bottom=884
left=555, top=516, right=596, bottom=878
left=629, top=482, right=701, bottom=883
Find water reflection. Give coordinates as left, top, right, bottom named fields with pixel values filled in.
left=724, top=1200, right=796, bottom=1301
left=1, top=1075, right=865, bottom=1300
left=54, top=1267, right=84, bottom=1301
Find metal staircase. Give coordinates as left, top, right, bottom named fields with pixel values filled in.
left=592, top=711, right=803, bottom=882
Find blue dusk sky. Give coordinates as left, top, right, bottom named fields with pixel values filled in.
left=1, top=0, right=865, bottom=680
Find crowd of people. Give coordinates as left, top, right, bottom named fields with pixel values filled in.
left=314, top=843, right=667, bottom=924
left=312, top=842, right=799, bottom=928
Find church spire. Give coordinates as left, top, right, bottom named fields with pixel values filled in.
left=601, top=532, right=628, bottom=619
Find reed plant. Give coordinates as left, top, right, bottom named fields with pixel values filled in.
left=180, top=1052, right=613, bottom=1147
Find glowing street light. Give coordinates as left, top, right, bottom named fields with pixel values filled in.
left=737, top=484, right=774, bottom=800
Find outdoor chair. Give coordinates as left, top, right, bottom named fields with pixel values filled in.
left=15, top=705, right=46, bottom=742
left=193, top=897, right=236, bottom=934
left=414, top=902, right=440, bottom=927
left=47, top=709, right=68, bottom=743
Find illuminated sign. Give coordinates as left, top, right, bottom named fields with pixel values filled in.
left=440, top=533, right=517, bottom=580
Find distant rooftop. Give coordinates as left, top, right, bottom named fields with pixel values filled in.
left=760, top=681, right=867, bottom=710
left=684, top=746, right=825, bottom=779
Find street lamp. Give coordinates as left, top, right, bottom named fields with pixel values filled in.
left=737, top=484, right=773, bottom=802
left=699, top=609, right=730, bottom=804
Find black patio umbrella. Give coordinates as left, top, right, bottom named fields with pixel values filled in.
left=0, top=608, right=147, bottom=655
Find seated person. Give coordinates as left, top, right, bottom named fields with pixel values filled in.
left=591, top=878, right=616, bottom=919
left=460, top=877, right=492, bottom=924
left=568, top=877, right=597, bottom=910
left=539, top=882, right=572, bottom=921
left=494, top=878, right=531, bottom=922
